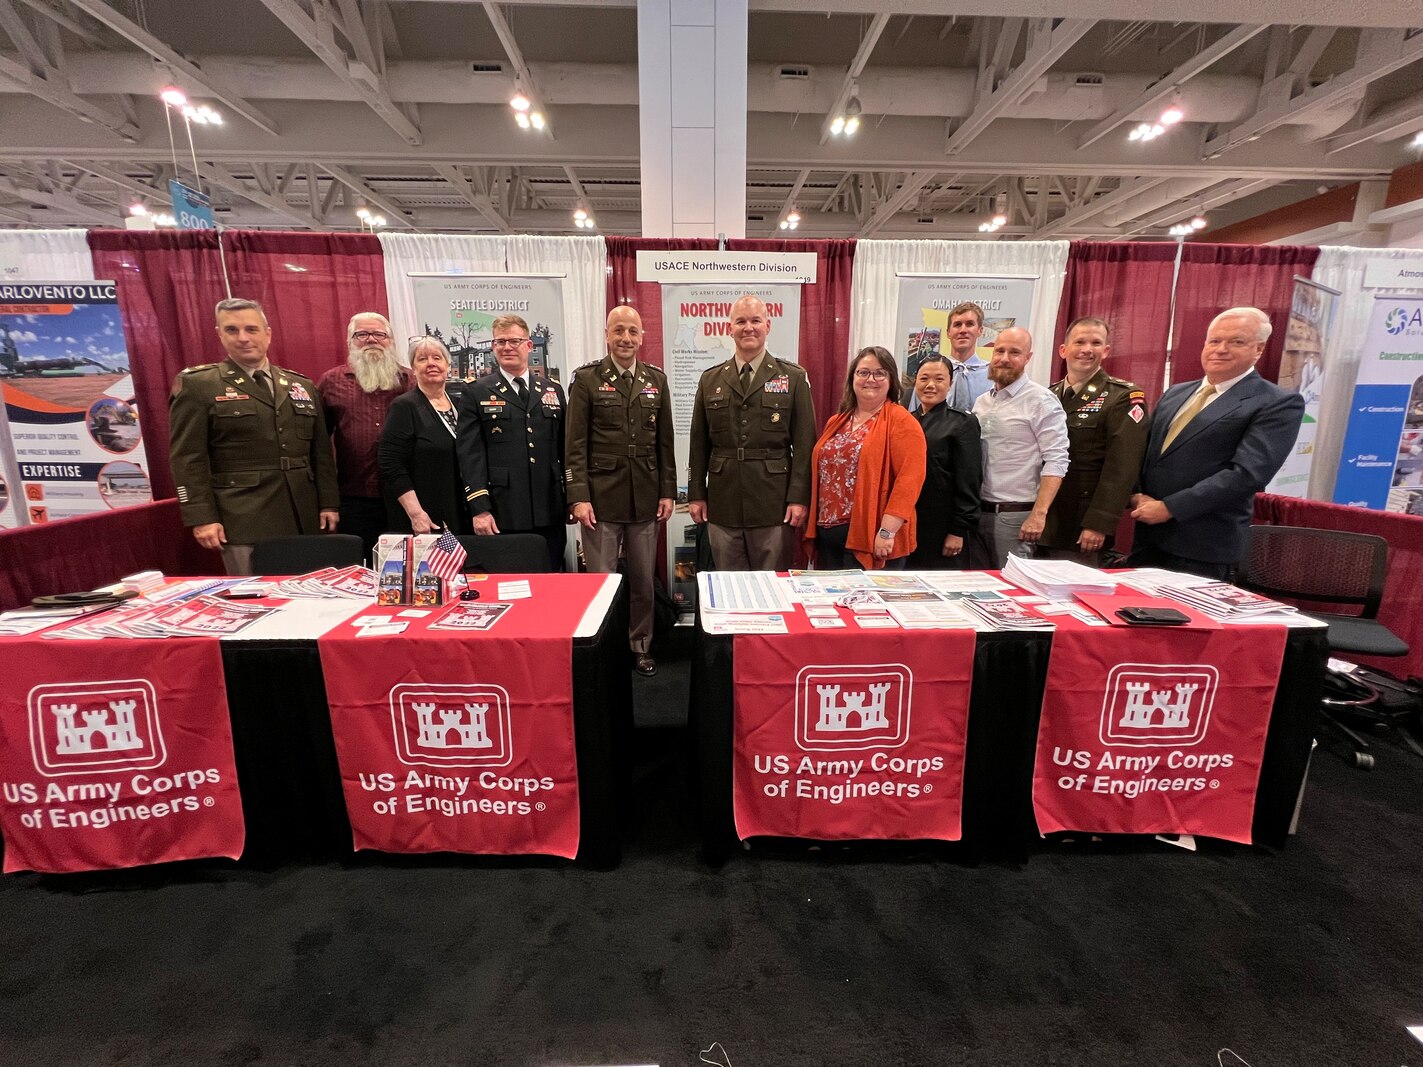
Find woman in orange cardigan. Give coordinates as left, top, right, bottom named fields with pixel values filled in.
left=804, top=347, right=927, bottom=569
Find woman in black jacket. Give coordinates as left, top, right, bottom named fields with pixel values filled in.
left=907, top=354, right=983, bottom=569
left=379, top=337, right=471, bottom=534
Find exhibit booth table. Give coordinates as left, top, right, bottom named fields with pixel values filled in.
left=0, top=573, right=630, bottom=875
left=692, top=572, right=1327, bottom=864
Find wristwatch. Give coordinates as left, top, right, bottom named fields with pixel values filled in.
left=877, top=528, right=892, bottom=539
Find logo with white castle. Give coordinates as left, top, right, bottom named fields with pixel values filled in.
left=27, top=680, right=165, bottom=776
left=1099, top=664, right=1219, bottom=748
left=389, top=683, right=512, bottom=768
left=794, top=664, right=912, bottom=752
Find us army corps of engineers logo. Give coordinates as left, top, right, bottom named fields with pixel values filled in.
left=1099, top=664, right=1219, bottom=748
left=27, top=680, right=166, bottom=777
left=389, top=683, right=513, bottom=769
left=794, top=664, right=912, bottom=753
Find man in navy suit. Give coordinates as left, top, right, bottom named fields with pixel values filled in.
left=1129, top=306, right=1304, bottom=580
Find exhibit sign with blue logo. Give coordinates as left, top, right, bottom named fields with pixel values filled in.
left=1333, top=298, right=1423, bottom=513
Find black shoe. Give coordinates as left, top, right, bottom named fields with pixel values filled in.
left=634, top=653, right=657, bottom=677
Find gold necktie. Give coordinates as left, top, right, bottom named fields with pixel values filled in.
left=1161, top=383, right=1216, bottom=451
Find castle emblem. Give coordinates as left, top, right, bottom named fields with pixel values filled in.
left=389, top=684, right=512, bottom=768
left=1100, top=665, right=1218, bottom=748
left=413, top=701, right=493, bottom=749
left=795, top=664, right=912, bottom=752
left=28, top=681, right=165, bottom=775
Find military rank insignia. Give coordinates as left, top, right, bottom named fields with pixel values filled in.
left=288, top=382, right=312, bottom=402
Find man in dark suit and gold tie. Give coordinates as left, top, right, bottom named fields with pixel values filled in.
left=1130, top=306, right=1304, bottom=580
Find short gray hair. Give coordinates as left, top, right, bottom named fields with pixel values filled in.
left=347, top=311, right=392, bottom=339
left=407, top=335, right=451, bottom=364
left=215, top=297, right=267, bottom=325
left=1210, top=306, right=1272, bottom=343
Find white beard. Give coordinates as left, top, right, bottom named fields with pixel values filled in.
left=349, top=344, right=401, bottom=392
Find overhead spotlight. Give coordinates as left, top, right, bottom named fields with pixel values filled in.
left=573, top=208, right=588, bottom=221
left=530, top=111, right=546, bottom=130
left=1412, top=131, right=1423, bottom=149
left=128, top=202, right=148, bottom=217
left=152, top=212, right=177, bottom=227
left=786, top=210, right=801, bottom=225
left=1160, top=91, right=1185, bottom=126
left=515, top=111, right=531, bottom=129
left=355, top=206, right=371, bottom=220
left=182, top=106, right=207, bottom=125
left=1128, top=120, right=1168, bottom=143
left=159, top=87, right=187, bottom=107
left=1190, top=214, right=1208, bottom=230
left=509, top=85, right=531, bottom=112
left=991, top=212, right=1008, bottom=227
left=844, top=96, right=861, bottom=136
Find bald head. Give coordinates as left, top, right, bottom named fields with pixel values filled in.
left=988, top=326, right=1033, bottom=388
left=605, top=304, right=644, bottom=368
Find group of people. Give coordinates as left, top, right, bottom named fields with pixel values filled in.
left=168, top=293, right=1304, bottom=674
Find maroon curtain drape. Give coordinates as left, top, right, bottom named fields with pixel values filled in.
left=604, top=236, right=857, bottom=429
left=87, top=229, right=389, bottom=497
left=88, top=230, right=229, bottom=498
left=1171, top=244, right=1319, bottom=387
left=1054, top=242, right=1179, bottom=406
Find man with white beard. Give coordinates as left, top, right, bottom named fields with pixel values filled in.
left=317, top=311, right=412, bottom=556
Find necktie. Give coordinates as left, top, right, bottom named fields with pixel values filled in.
left=948, top=363, right=969, bottom=411
left=1161, top=383, right=1216, bottom=451
left=255, top=369, right=275, bottom=401
left=515, top=375, right=528, bottom=406
left=622, top=370, right=633, bottom=385
left=738, top=362, right=753, bottom=391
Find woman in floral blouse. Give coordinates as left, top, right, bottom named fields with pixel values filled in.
left=804, top=347, right=927, bottom=569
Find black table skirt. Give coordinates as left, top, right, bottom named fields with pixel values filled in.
left=692, top=623, right=1327, bottom=863
left=222, top=586, right=631, bottom=869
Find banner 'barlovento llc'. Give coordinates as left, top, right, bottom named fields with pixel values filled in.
left=732, top=626, right=975, bottom=842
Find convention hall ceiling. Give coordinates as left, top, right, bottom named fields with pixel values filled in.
left=1, top=0, right=1420, bottom=240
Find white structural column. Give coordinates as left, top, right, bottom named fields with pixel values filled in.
left=638, top=0, right=748, bottom=239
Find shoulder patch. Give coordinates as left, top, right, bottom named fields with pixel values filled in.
left=181, top=363, right=216, bottom=374
left=576, top=358, right=602, bottom=371
left=1108, top=376, right=1139, bottom=390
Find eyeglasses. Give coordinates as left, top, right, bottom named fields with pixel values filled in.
left=352, top=330, right=390, bottom=342
left=854, top=369, right=889, bottom=381
left=491, top=337, right=530, bottom=348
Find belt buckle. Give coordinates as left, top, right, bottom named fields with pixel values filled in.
left=736, top=447, right=745, bottom=461
left=279, top=457, right=292, bottom=470
left=627, top=444, right=638, bottom=457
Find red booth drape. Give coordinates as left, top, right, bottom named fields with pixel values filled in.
left=1054, top=242, right=1179, bottom=405
left=1171, top=243, right=1319, bottom=387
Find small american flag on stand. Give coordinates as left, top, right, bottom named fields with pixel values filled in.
left=426, top=527, right=467, bottom=584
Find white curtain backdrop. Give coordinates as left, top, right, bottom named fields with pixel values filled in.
left=377, top=233, right=508, bottom=361
left=1307, top=245, right=1423, bottom=501
left=0, top=229, right=95, bottom=281
left=850, top=239, right=1070, bottom=386
left=505, top=235, right=608, bottom=382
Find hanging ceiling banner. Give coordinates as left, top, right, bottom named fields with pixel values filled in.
left=636, top=250, right=817, bottom=285
left=0, top=280, right=152, bottom=528
left=658, top=283, right=802, bottom=615
left=1332, top=297, right=1423, bottom=513
left=408, top=273, right=568, bottom=387
left=1267, top=276, right=1340, bottom=498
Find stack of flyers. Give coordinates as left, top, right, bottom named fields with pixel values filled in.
left=1158, top=581, right=1296, bottom=620
left=965, top=597, right=1055, bottom=631
left=429, top=601, right=511, bottom=631
left=1003, top=554, right=1117, bottom=599
left=45, top=595, right=276, bottom=639
left=274, top=567, right=377, bottom=599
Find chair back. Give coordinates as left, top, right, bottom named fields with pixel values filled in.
left=1238, top=525, right=1387, bottom=618
left=455, top=534, right=551, bottom=574
left=251, top=534, right=365, bottom=574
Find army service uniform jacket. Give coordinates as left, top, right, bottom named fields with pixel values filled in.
left=1040, top=367, right=1149, bottom=549
left=168, top=357, right=339, bottom=542
left=565, top=357, right=676, bottom=524
left=687, top=353, right=816, bottom=528
left=456, top=369, right=566, bottom=529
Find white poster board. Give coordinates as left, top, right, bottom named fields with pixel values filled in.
left=1267, top=276, right=1340, bottom=497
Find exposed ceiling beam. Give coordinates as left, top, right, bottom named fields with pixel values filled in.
left=1117, top=177, right=1276, bottom=237
left=431, top=162, right=511, bottom=232
left=0, top=200, right=37, bottom=223
left=858, top=169, right=938, bottom=236
left=1205, top=28, right=1423, bottom=158
left=63, top=0, right=280, bottom=136
left=0, top=52, right=138, bottom=141
left=60, top=159, right=166, bottom=202
left=320, top=162, right=417, bottom=228
left=778, top=167, right=810, bottom=225
left=945, top=18, right=1095, bottom=155
left=256, top=0, right=420, bottom=145
left=0, top=172, right=116, bottom=217
left=481, top=0, right=551, bottom=139
left=1032, top=176, right=1168, bottom=238
left=15, top=0, right=104, bottom=47
left=819, top=11, right=890, bottom=144
left=562, top=164, right=588, bottom=204
left=1326, top=90, right=1423, bottom=154
left=199, top=161, right=316, bottom=228
left=1076, top=24, right=1267, bottom=149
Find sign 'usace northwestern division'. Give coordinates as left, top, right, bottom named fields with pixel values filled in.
left=1032, top=625, right=1288, bottom=844
left=733, top=629, right=976, bottom=842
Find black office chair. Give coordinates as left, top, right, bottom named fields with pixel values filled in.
left=455, top=534, right=551, bottom=574
left=1237, top=524, right=1411, bottom=767
left=251, top=534, right=365, bottom=574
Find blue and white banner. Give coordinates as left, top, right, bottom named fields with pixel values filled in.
left=1332, top=298, right=1423, bottom=512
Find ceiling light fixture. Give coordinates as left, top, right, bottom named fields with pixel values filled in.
left=128, top=202, right=148, bottom=217
left=509, top=84, right=531, bottom=112
left=830, top=86, right=862, bottom=137
left=779, top=209, right=801, bottom=231
left=159, top=87, right=187, bottom=108
left=1159, top=90, right=1185, bottom=126
left=529, top=111, right=546, bottom=131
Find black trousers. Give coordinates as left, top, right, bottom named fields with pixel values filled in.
left=339, top=495, right=385, bottom=562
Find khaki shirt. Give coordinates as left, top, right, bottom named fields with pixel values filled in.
left=687, top=353, right=816, bottom=528
left=564, top=357, right=676, bottom=524
left=168, top=357, right=339, bottom=542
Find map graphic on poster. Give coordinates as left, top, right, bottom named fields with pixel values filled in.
left=893, top=274, right=1039, bottom=389
left=0, top=280, right=151, bottom=528
left=659, top=283, right=802, bottom=614
left=1267, top=276, right=1338, bottom=497
left=409, top=274, right=567, bottom=386
left=1333, top=297, right=1423, bottom=513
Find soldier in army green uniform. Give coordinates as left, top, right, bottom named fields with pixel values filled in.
left=565, top=306, right=675, bottom=676
left=687, top=294, right=817, bottom=571
left=1041, top=316, right=1149, bottom=564
left=168, top=298, right=340, bottom=574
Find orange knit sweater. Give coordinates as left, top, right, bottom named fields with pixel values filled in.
left=804, top=403, right=927, bottom=569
